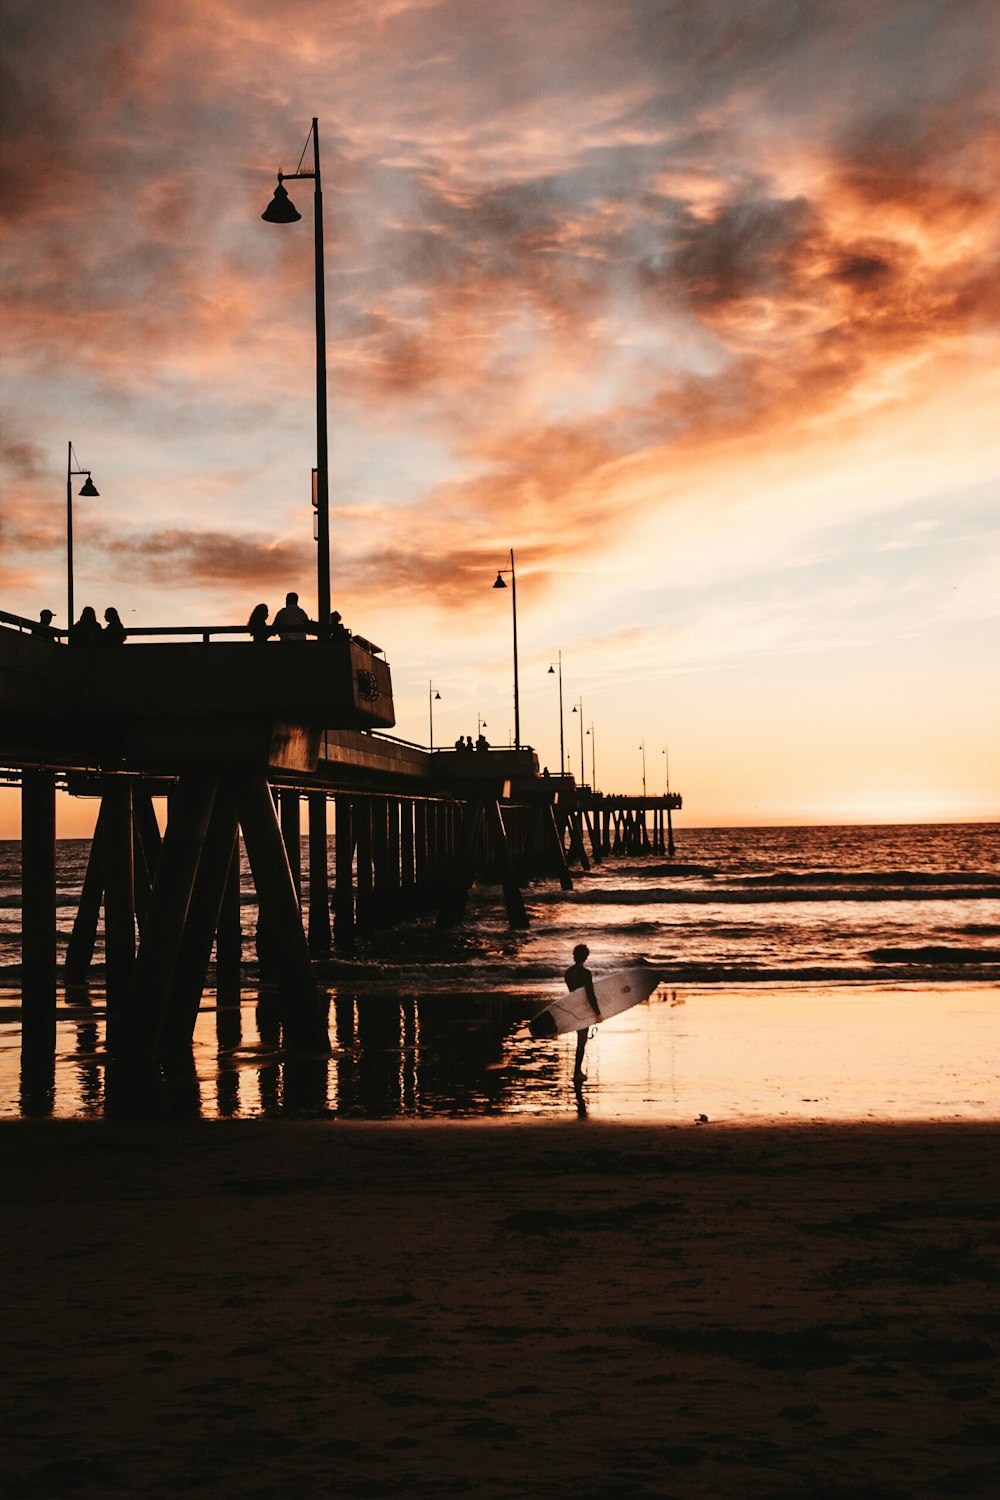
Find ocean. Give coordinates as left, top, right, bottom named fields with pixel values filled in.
left=2, top=822, right=998, bottom=1121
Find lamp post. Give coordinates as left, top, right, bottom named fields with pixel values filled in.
left=261, top=118, right=330, bottom=639
left=66, top=442, right=100, bottom=631
left=587, top=723, right=596, bottom=789
left=429, top=681, right=441, bottom=752
left=639, top=741, right=647, bottom=796
left=571, top=698, right=584, bottom=787
left=547, top=652, right=564, bottom=774
left=663, top=744, right=676, bottom=857
left=492, top=548, right=520, bottom=749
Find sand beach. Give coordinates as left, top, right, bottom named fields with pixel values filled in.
left=3, top=1118, right=998, bottom=1498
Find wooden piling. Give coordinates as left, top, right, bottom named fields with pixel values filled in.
left=438, top=800, right=485, bottom=928
left=122, top=771, right=218, bottom=1056
left=20, top=769, right=57, bottom=1054
left=333, top=794, right=355, bottom=952
left=279, top=789, right=301, bottom=902
left=485, top=799, right=529, bottom=929
left=307, top=792, right=331, bottom=955
left=354, top=797, right=374, bottom=934
left=160, top=781, right=239, bottom=1050
left=64, top=802, right=105, bottom=986
left=102, top=777, right=136, bottom=1042
left=233, top=772, right=329, bottom=1054
left=215, top=838, right=242, bottom=1005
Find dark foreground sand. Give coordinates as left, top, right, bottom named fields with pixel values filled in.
left=3, top=1121, right=998, bottom=1499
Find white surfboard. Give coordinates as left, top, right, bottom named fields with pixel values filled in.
left=529, top=966, right=662, bottom=1039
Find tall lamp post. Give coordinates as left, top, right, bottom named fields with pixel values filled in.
left=492, top=548, right=520, bottom=749
left=547, top=652, right=565, bottom=774
left=261, top=118, right=330, bottom=639
left=639, top=741, right=647, bottom=796
left=571, top=698, right=584, bottom=787
left=587, top=723, right=596, bottom=789
left=429, top=681, right=441, bottom=752
left=66, top=442, right=100, bottom=631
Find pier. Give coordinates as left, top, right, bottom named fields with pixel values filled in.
left=2, top=609, right=681, bottom=1063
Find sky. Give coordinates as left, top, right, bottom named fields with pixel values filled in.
left=1, top=0, right=998, bottom=837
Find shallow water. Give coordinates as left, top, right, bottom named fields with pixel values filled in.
left=2, top=822, right=998, bottom=1120
left=5, top=983, right=998, bottom=1123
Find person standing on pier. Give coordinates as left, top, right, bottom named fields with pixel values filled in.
left=247, top=603, right=271, bottom=643
left=101, top=607, right=127, bottom=646
left=272, top=591, right=312, bottom=640
left=69, top=606, right=102, bottom=646
left=565, top=943, right=601, bottom=1079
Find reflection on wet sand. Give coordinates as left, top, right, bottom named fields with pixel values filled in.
left=8, top=984, right=1000, bottom=1122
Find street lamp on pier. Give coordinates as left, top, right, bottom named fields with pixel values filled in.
left=571, top=698, right=584, bottom=787
left=429, top=681, right=441, bottom=752
left=639, top=741, right=647, bottom=796
left=261, top=118, right=331, bottom=639
left=586, top=723, right=596, bottom=789
left=66, top=442, right=100, bottom=631
left=492, top=549, right=520, bottom=749
left=547, top=652, right=564, bottom=774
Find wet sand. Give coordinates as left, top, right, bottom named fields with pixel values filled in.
left=3, top=1120, right=998, bottom=1498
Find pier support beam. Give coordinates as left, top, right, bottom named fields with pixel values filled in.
left=333, top=795, right=355, bottom=952
left=307, top=792, right=331, bottom=955
left=20, top=769, right=57, bottom=1055
left=64, top=803, right=105, bottom=986
left=215, top=839, right=242, bottom=1006
left=485, top=800, right=529, bottom=929
left=160, top=781, right=239, bottom=1051
left=102, top=778, right=136, bottom=1041
left=234, top=773, right=329, bottom=1053
left=122, top=772, right=218, bottom=1056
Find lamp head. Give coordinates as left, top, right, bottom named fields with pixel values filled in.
left=548, top=664, right=554, bottom=674
left=493, top=572, right=506, bottom=589
left=78, top=475, right=99, bottom=497
left=434, top=691, right=441, bottom=700
left=261, top=176, right=302, bottom=224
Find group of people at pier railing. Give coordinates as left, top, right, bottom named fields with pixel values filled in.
left=453, top=733, right=491, bottom=753
left=51, top=606, right=128, bottom=647
left=247, top=592, right=351, bottom=643
left=14, top=591, right=356, bottom=647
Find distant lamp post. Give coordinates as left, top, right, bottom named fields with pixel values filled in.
left=571, top=698, right=584, bottom=786
left=429, top=681, right=441, bottom=752
left=67, top=442, right=100, bottom=630
left=587, top=723, right=596, bottom=789
left=492, top=549, right=520, bottom=748
left=663, top=744, right=676, bottom=857
left=261, top=117, right=330, bottom=639
left=477, top=715, right=487, bottom=739
left=547, top=652, right=565, bottom=775
left=639, top=741, right=647, bottom=796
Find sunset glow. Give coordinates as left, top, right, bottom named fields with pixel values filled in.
left=2, top=0, right=998, bottom=835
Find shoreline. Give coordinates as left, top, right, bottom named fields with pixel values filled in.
left=4, top=1119, right=998, bottom=1497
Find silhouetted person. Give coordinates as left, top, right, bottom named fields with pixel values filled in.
left=247, top=603, right=271, bottom=644
left=329, top=610, right=349, bottom=638
left=101, top=607, right=126, bottom=646
left=476, top=733, right=489, bottom=752
left=31, top=609, right=55, bottom=638
left=69, top=606, right=102, bottom=646
left=465, top=735, right=474, bottom=752
left=454, top=736, right=465, bottom=751
left=565, top=942, right=601, bottom=1080
left=272, top=591, right=311, bottom=640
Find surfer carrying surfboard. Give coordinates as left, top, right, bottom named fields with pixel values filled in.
left=564, top=944, right=602, bottom=1079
